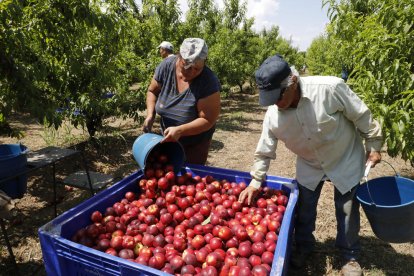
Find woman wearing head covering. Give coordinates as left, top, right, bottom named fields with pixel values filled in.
left=143, top=38, right=221, bottom=165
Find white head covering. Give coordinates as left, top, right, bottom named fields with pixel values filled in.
left=179, top=38, right=208, bottom=69
left=158, top=41, right=173, bottom=51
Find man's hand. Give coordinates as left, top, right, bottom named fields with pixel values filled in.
left=366, top=151, right=381, bottom=167
left=238, top=185, right=260, bottom=206
left=143, top=116, right=155, bottom=133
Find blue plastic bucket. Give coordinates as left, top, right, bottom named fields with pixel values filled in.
left=0, top=144, right=29, bottom=198
left=357, top=175, right=414, bottom=243
left=132, top=133, right=185, bottom=174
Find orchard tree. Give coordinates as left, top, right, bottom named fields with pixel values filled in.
left=324, top=0, right=414, bottom=163
left=0, top=0, right=148, bottom=137
left=208, top=20, right=260, bottom=95
left=255, top=26, right=305, bottom=73
left=0, top=0, right=313, bottom=139
left=306, top=33, right=344, bottom=76
left=222, top=0, right=246, bottom=30
left=139, top=0, right=182, bottom=55
left=181, top=0, right=221, bottom=40
left=207, top=0, right=260, bottom=95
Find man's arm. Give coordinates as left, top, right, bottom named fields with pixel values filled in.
left=239, top=109, right=278, bottom=205
left=333, top=82, right=383, bottom=166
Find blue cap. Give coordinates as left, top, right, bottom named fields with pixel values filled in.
left=255, top=55, right=291, bottom=106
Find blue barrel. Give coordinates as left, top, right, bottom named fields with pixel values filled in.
left=0, top=144, right=29, bottom=199
left=132, top=133, right=185, bottom=174
left=356, top=176, right=414, bottom=243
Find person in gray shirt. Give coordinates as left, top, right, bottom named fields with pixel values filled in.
left=143, top=38, right=221, bottom=165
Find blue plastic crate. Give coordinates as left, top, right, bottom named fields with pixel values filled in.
left=38, top=164, right=298, bottom=276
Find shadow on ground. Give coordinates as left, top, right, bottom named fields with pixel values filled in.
left=287, top=237, right=414, bottom=275
left=215, top=93, right=265, bottom=132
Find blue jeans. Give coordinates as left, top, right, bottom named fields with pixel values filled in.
left=294, top=181, right=361, bottom=261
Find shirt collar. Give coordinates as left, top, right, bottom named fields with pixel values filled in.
left=298, top=77, right=310, bottom=99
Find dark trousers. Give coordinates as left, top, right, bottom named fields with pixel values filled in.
left=294, top=181, right=361, bottom=260
left=182, top=138, right=212, bottom=165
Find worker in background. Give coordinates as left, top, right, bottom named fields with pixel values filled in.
left=158, top=41, right=174, bottom=59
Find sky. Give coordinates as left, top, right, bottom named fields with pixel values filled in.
left=178, top=0, right=330, bottom=51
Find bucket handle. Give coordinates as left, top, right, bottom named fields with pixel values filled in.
left=362, top=160, right=399, bottom=206
left=19, top=143, right=29, bottom=155
left=363, top=160, right=399, bottom=181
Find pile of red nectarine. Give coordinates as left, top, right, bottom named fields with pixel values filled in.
left=71, top=152, right=288, bottom=276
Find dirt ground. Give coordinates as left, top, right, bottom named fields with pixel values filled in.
left=1, top=92, right=413, bottom=276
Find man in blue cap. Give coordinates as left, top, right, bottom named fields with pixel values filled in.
left=238, top=55, right=383, bottom=276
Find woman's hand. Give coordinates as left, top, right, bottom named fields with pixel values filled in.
left=162, top=126, right=183, bottom=143
left=143, top=116, right=155, bottom=133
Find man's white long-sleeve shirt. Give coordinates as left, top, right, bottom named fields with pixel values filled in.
left=250, top=76, right=383, bottom=194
